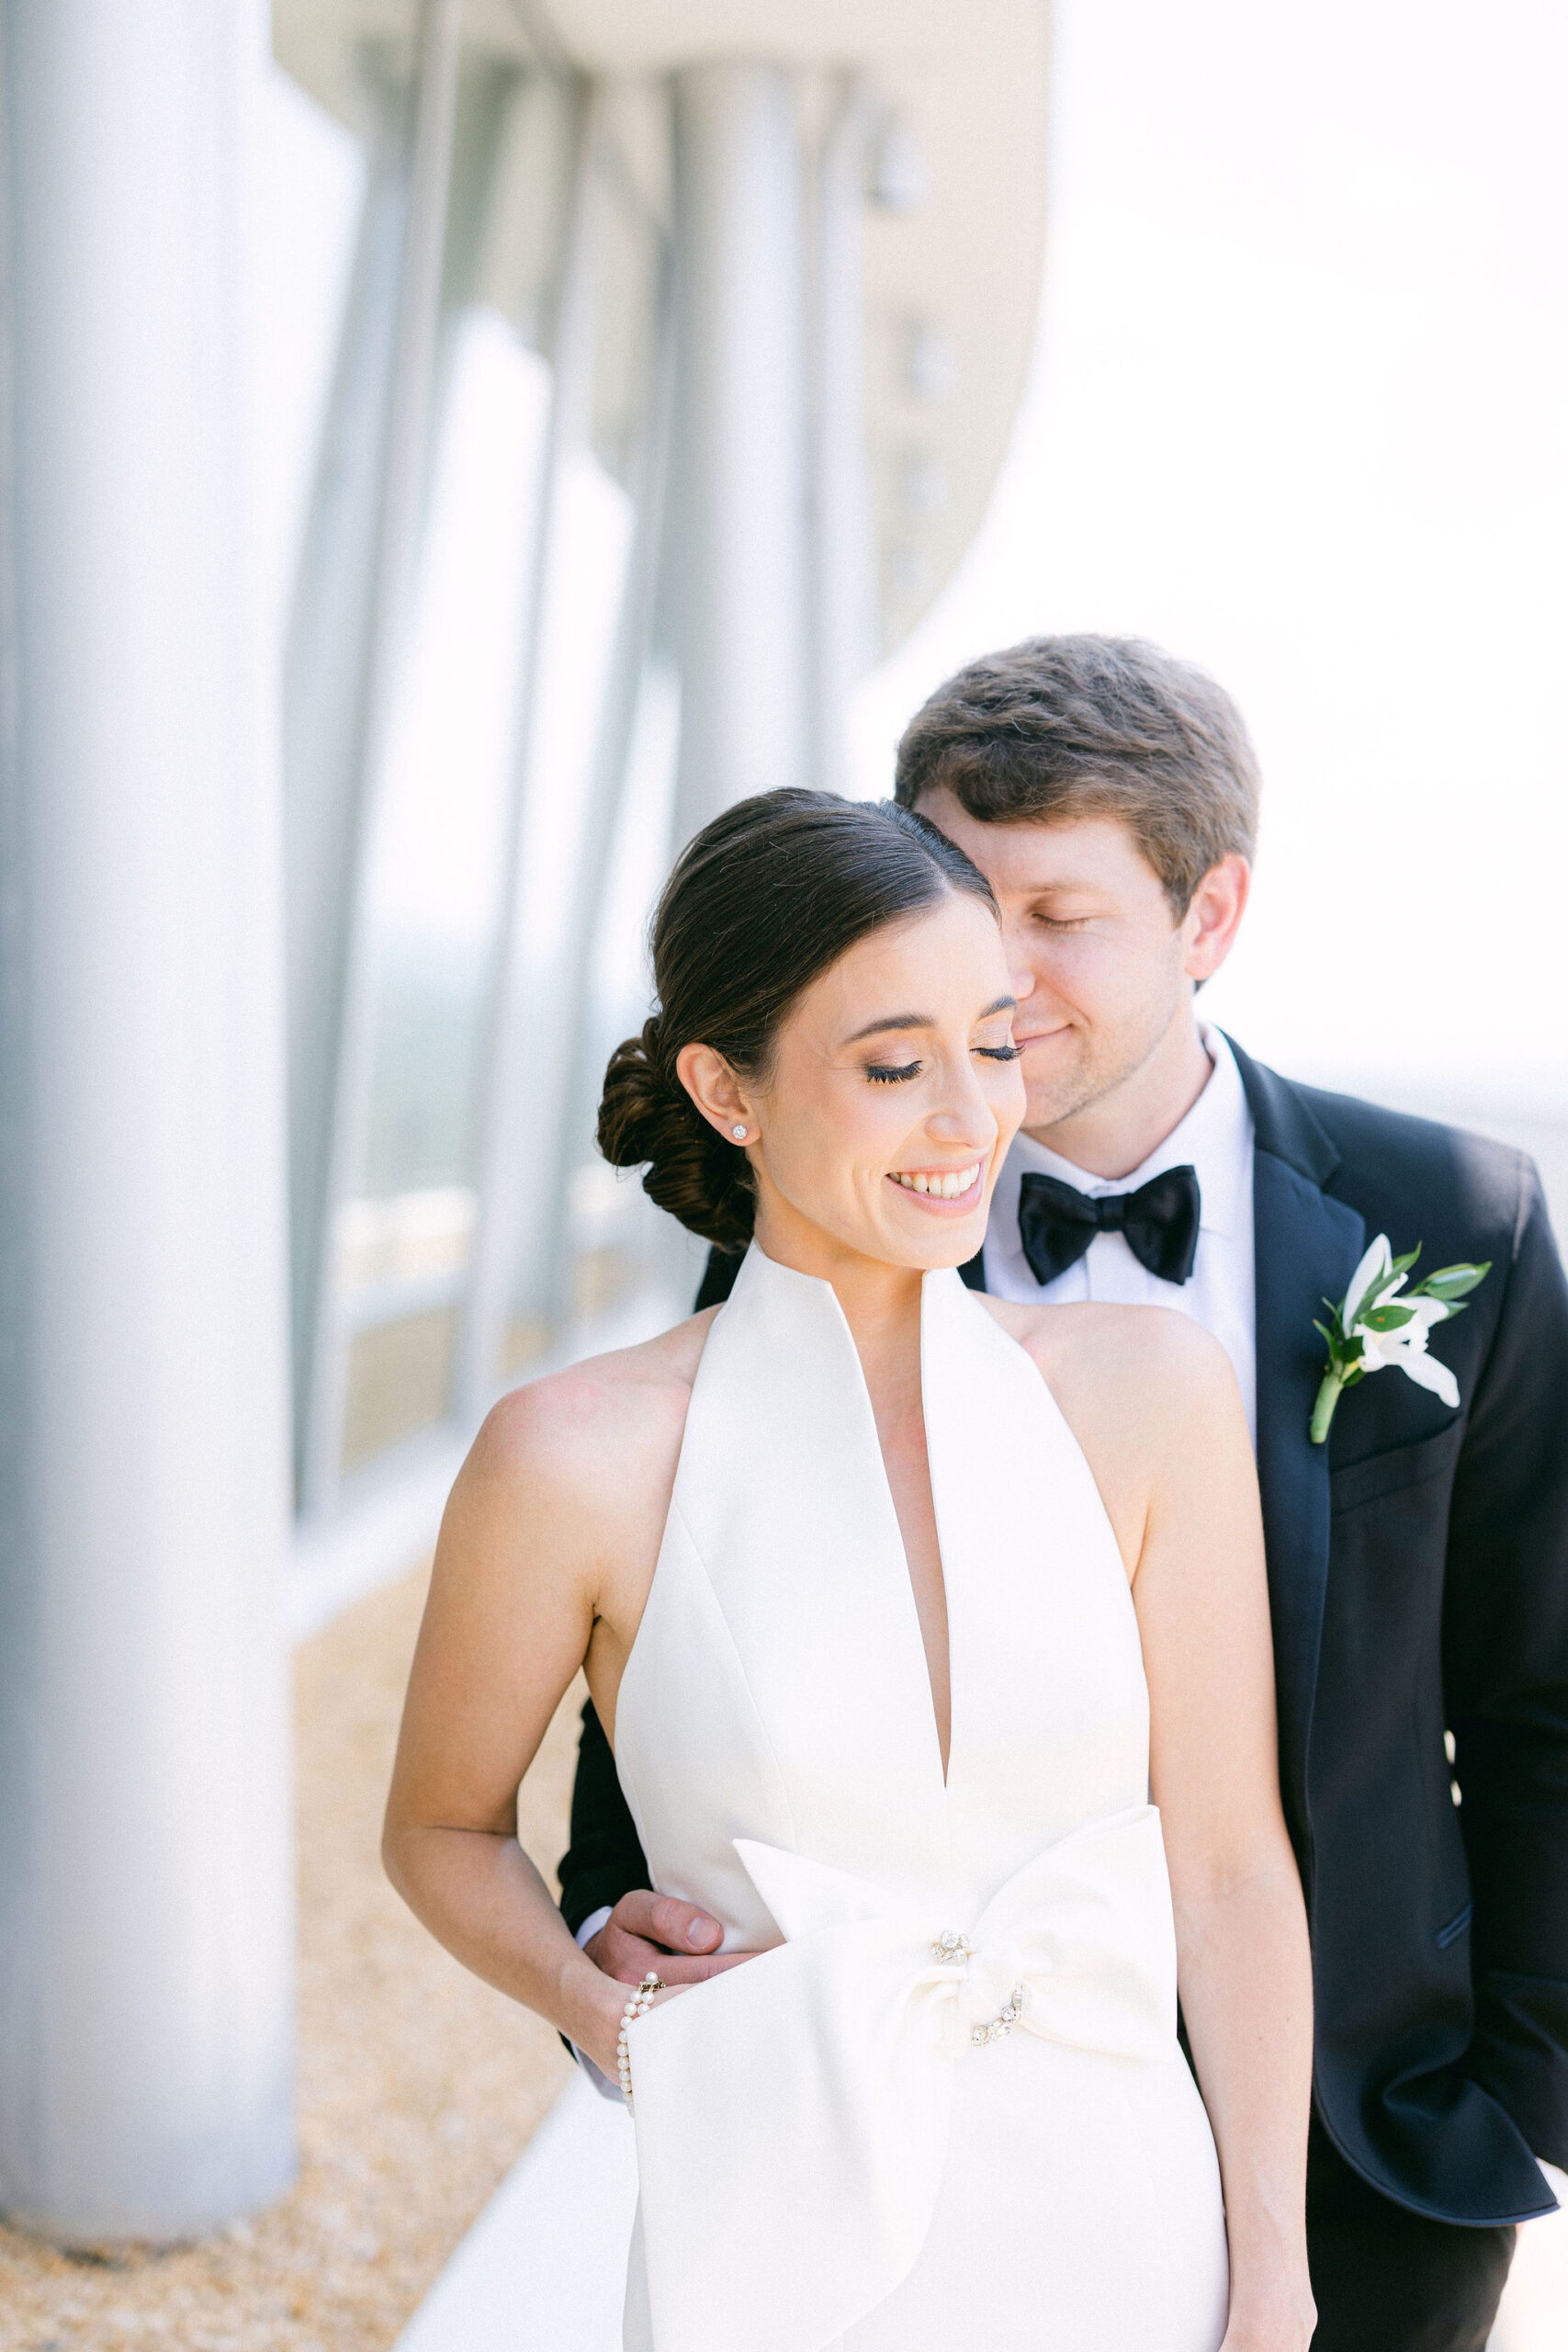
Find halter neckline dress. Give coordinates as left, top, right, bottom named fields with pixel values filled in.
left=613, top=1243, right=1228, bottom=2352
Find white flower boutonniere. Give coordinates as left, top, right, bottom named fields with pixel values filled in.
left=1310, top=1235, right=1491, bottom=1445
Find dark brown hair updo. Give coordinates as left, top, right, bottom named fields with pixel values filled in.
left=597, top=788, right=998, bottom=1249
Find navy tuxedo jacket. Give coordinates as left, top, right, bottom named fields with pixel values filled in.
left=558, top=1043, right=1568, bottom=2224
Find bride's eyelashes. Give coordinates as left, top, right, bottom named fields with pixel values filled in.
left=863, top=1042, right=1021, bottom=1084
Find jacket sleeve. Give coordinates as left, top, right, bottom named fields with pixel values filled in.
left=1444, top=1159, right=1568, bottom=2170
left=558, top=1698, right=651, bottom=1938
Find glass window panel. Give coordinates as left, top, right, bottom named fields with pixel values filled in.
left=341, top=1306, right=460, bottom=1475
left=338, top=307, right=550, bottom=1471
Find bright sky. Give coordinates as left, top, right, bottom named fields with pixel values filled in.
left=254, top=0, right=1568, bottom=1114
left=852, top=0, right=1568, bottom=1108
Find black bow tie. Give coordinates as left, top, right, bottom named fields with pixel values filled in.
left=1016, top=1165, right=1202, bottom=1288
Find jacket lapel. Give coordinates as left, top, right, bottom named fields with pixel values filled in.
left=1228, top=1039, right=1365, bottom=1844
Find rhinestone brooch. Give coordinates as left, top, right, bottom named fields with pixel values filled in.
left=972, top=1984, right=1028, bottom=2047
left=930, top=1929, right=976, bottom=1962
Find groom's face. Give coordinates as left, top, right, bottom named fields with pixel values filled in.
left=913, top=788, right=1245, bottom=1141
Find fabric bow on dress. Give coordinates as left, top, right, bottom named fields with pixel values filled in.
left=626, top=1804, right=1179, bottom=2352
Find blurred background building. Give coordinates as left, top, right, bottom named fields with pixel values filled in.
left=0, top=0, right=1563, bottom=2343
left=0, top=0, right=1050, bottom=2261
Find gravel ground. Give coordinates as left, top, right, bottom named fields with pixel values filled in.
left=0, top=1564, right=580, bottom=2352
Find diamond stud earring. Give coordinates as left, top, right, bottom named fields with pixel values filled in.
left=731, top=1125, right=748, bottom=1140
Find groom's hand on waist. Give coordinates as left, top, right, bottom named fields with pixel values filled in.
left=585, top=1888, right=750, bottom=1984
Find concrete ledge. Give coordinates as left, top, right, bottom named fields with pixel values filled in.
left=288, top=1429, right=468, bottom=1644
left=393, top=2075, right=637, bottom=2352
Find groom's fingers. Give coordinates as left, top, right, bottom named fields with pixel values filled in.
left=584, top=1888, right=728, bottom=1984
left=584, top=1918, right=749, bottom=1984
left=620, top=1889, right=725, bottom=1954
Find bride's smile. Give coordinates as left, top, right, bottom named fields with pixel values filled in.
left=887, top=1163, right=982, bottom=1203
left=676, top=887, right=1026, bottom=1279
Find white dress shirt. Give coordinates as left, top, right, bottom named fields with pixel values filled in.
left=983, top=1025, right=1258, bottom=1444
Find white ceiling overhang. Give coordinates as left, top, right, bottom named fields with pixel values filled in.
left=274, top=0, right=1050, bottom=652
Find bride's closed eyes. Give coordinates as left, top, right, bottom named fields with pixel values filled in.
left=863, top=1043, right=1022, bottom=1085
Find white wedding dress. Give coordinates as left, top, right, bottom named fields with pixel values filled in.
left=613, top=1244, right=1229, bottom=2352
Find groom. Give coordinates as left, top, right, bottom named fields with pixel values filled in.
left=558, top=636, right=1568, bottom=2351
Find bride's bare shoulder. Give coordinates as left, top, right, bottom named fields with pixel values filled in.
left=460, top=1307, right=720, bottom=1529
left=976, top=1295, right=1239, bottom=1433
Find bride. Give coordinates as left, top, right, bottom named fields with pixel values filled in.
left=384, top=789, right=1315, bottom=2352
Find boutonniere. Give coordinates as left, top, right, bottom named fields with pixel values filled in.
left=1310, top=1235, right=1490, bottom=1444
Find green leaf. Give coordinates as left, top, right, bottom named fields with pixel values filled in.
left=1420, top=1261, right=1491, bottom=1302
left=1389, top=1246, right=1423, bottom=1278
left=1362, top=1302, right=1416, bottom=1331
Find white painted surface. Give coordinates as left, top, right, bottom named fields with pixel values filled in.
left=0, top=0, right=297, bottom=2238
left=670, top=62, right=810, bottom=843
left=395, top=2077, right=637, bottom=2352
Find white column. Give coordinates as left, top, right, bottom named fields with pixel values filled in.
left=670, top=63, right=810, bottom=845
left=809, top=81, right=879, bottom=797
left=0, top=0, right=297, bottom=2240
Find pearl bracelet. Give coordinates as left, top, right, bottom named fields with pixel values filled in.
left=616, top=1971, right=661, bottom=2109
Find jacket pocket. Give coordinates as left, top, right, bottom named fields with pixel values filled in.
left=1329, top=1422, right=1465, bottom=1517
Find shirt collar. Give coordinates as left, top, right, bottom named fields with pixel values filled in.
left=1001, top=1024, right=1254, bottom=1238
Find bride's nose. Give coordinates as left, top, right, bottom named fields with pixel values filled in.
left=925, top=1080, right=997, bottom=1151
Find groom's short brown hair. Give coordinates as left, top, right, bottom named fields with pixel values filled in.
left=893, top=634, right=1259, bottom=916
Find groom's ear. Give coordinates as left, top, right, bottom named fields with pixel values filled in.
left=1181, top=854, right=1250, bottom=985
left=675, top=1041, right=755, bottom=1141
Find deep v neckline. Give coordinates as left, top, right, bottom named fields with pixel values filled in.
left=853, top=1293, right=953, bottom=1790
left=738, top=1247, right=957, bottom=1797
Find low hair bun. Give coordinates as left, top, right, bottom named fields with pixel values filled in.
left=596, top=1016, right=754, bottom=1250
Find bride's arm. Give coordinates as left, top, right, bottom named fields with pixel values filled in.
left=381, top=1362, right=667, bottom=2080
left=1129, top=1319, right=1315, bottom=2352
